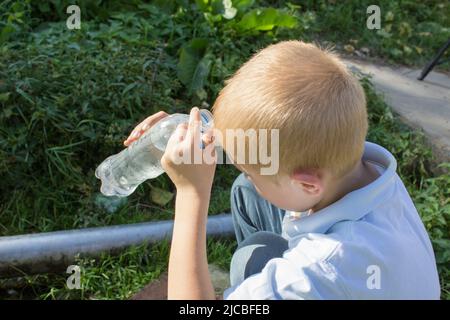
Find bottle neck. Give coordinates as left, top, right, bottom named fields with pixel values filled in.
left=200, top=109, right=213, bottom=128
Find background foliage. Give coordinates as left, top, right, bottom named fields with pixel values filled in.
left=0, top=0, right=448, bottom=299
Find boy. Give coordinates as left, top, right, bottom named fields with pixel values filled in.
left=124, top=41, right=440, bottom=299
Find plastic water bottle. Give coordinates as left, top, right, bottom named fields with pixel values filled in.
left=95, top=109, right=213, bottom=197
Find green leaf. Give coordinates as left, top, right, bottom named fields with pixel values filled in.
left=122, top=82, right=138, bottom=95
left=211, top=0, right=225, bottom=15
left=16, top=87, right=34, bottom=105
left=37, top=2, right=51, bottom=13
left=0, top=92, right=10, bottom=102
left=233, top=0, right=255, bottom=13
left=0, top=24, right=15, bottom=44
left=153, top=0, right=177, bottom=14
left=67, top=43, right=81, bottom=51
left=191, top=54, right=212, bottom=95
left=189, top=38, right=210, bottom=51
left=177, top=38, right=211, bottom=96
left=150, top=186, right=174, bottom=206
left=195, top=0, right=211, bottom=12
left=236, top=8, right=297, bottom=32
left=177, top=48, right=200, bottom=86
left=138, top=3, right=159, bottom=14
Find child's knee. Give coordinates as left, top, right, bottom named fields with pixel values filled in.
left=230, top=231, right=288, bottom=286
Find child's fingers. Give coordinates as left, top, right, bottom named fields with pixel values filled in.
left=201, top=127, right=217, bottom=165
left=165, top=123, right=188, bottom=163
left=124, top=111, right=168, bottom=146
left=173, top=123, right=189, bottom=143
left=185, top=107, right=201, bottom=147
left=201, top=129, right=215, bottom=147
left=166, top=123, right=188, bottom=149
left=125, top=111, right=168, bottom=144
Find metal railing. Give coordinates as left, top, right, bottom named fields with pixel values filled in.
left=0, top=214, right=234, bottom=277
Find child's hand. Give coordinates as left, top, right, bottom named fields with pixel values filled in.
left=161, top=107, right=216, bottom=196
left=123, top=111, right=168, bottom=146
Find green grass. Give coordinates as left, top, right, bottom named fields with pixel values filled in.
left=293, top=0, right=450, bottom=68
left=1, top=239, right=236, bottom=300
left=0, top=1, right=449, bottom=299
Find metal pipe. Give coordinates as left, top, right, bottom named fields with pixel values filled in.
left=0, top=213, right=234, bottom=278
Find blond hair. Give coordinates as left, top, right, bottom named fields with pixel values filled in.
left=212, top=41, right=368, bottom=178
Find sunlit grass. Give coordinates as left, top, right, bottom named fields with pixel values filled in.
left=0, top=1, right=448, bottom=299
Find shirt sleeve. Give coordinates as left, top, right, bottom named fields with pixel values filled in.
left=224, top=249, right=348, bottom=300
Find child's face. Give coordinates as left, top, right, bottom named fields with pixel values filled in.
left=241, top=169, right=324, bottom=212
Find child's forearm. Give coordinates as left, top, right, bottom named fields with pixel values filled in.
left=167, top=190, right=215, bottom=300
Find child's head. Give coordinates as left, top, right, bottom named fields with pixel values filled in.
left=212, top=41, right=368, bottom=211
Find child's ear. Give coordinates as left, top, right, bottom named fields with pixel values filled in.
left=290, top=169, right=323, bottom=195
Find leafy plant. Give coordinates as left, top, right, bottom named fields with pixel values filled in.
left=173, top=1, right=297, bottom=101
left=177, top=38, right=212, bottom=100
left=236, top=7, right=297, bottom=32
left=0, top=0, right=31, bottom=44
left=0, top=0, right=448, bottom=300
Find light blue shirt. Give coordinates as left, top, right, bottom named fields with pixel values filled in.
left=224, top=142, right=440, bottom=299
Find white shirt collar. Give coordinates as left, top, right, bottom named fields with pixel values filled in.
left=282, top=142, right=398, bottom=240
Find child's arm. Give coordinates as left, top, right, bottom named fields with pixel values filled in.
left=168, top=189, right=215, bottom=299
left=161, top=107, right=216, bottom=300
